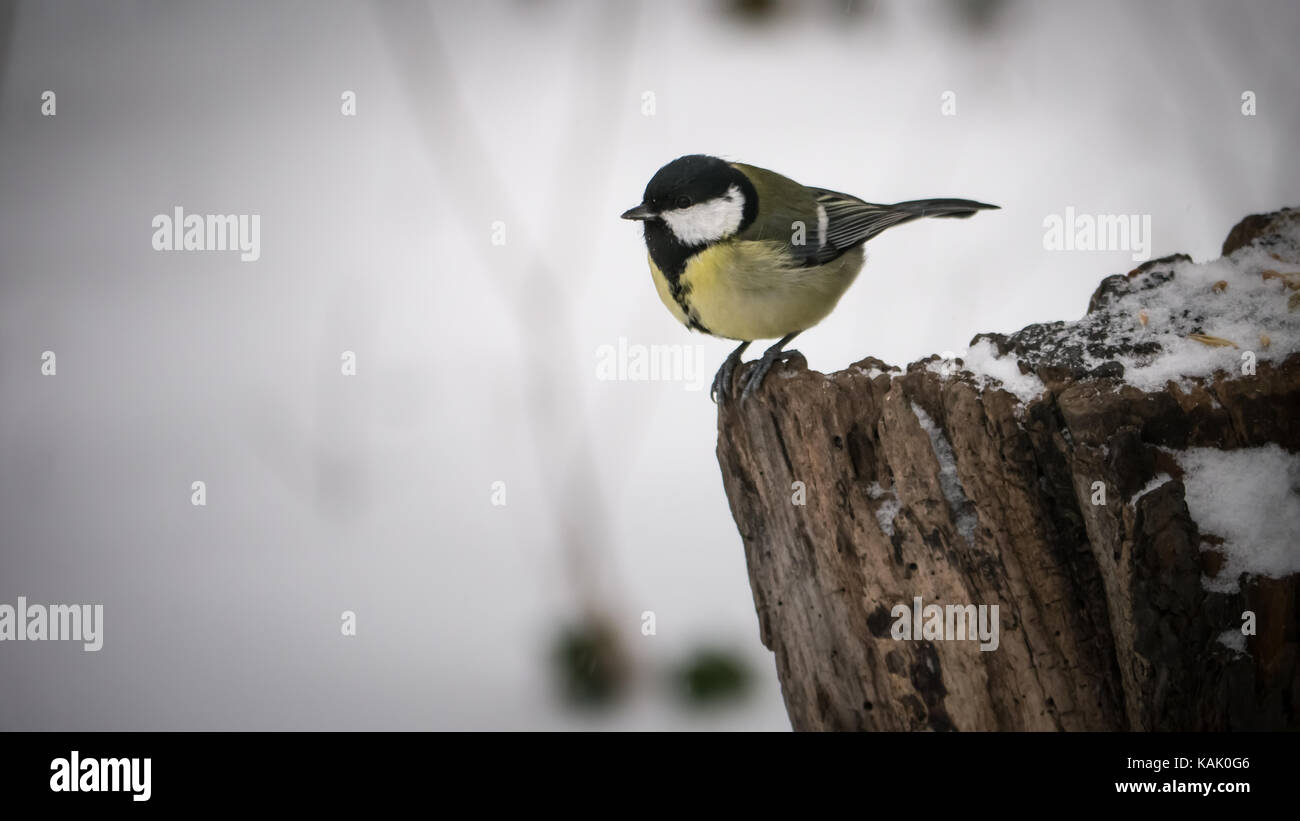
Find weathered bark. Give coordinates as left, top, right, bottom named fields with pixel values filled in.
left=717, top=208, right=1300, bottom=731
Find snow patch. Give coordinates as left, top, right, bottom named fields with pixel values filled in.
left=926, top=339, right=1047, bottom=404
left=1171, top=444, right=1300, bottom=593
left=962, top=339, right=1049, bottom=403
left=1016, top=227, right=1300, bottom=391
left=868, top=481, right=901, bottom=537
left=856, top=365, right=892, bottom=380
left=1130, top=472, right=1172, bottom=503
left=1113, top=247, right=1300, bottom=390
left=910, top=403, right=978, bottom=546
left=1217, top=629, right=1248, bottom=656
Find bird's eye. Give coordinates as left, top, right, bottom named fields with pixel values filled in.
left=675, top=196, right=692, bottom=209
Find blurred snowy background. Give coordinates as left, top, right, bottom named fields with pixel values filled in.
left=1, top=0, right=1297, bottom=730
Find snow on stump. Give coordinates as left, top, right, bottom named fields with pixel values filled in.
left=717, top=207, right=1300, bottom=731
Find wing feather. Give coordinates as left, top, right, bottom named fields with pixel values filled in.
left=798, top=189, right=997, bottom=266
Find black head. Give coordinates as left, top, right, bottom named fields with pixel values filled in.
left=621, top=155, right=759, bottom=274
left=641, top=155, right=747, bottom=213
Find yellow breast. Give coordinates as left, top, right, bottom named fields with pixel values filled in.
left=649, top=242, right=865, bottom=342
left=648, top=253, right=691, bottom=328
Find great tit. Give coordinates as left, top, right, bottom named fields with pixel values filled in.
left=621, top=155, right=998, bottom=403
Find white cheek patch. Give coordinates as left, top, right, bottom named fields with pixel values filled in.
left=662, top=184, right=745, bottom=246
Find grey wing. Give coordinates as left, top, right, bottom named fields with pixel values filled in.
left=798, top=188, right=998, bottom=267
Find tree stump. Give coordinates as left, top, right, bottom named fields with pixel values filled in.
left=716, top=208, right=1300, bottom=731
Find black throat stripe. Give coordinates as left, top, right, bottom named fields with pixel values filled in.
left=638, top=168, right=756, bottom=338
left=644, top=223, right=709, bottom=331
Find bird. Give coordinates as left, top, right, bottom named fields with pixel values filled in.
left=621, top=155, right=998, bottom=403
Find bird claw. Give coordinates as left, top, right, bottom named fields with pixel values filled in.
left=711, top=359, right=738, bottom=404
left=738, top=349, right=800, bottom=401
left=711, top=342, right=751, bottom=405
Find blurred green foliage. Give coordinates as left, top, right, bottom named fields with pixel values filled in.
left=672, top=648, right=752, bottom=706
left=550, top=619, right=629, bottom=708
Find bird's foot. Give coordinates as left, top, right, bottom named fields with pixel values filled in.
left=711, top=341, right=751, bottom=405
left=739, top=348, right=801, bottom=401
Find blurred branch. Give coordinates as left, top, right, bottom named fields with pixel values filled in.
left=372, top=1, right=638, bottom=623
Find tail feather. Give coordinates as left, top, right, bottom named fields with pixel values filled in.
left=811, top=189, right=999, bottom=254
left=888, top=198, right=1000, bottom=220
